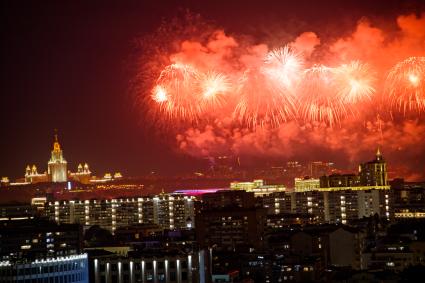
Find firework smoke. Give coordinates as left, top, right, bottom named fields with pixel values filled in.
left=135, top=12, right=425, bottom=180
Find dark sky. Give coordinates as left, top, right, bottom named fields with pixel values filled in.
left=1, top=0, right=424, bottom=179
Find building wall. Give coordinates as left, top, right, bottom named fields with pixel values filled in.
left=46, top=195, right=195, bottom=233
left=92, top=252, right=205, bottom=283
left=328, top=228, right=360, bottom=269
left=0, top=254, right=88, bottom=283
left=196, top=208, right=266, bottom=251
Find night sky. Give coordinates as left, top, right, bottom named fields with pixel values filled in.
left=1, top=0, right=424, bottom=179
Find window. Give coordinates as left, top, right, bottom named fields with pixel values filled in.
left=170, top=271, right=177, bottom=281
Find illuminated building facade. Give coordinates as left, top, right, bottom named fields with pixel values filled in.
left=25, top=164, right=48, bottom=183
left=48, top=134, right=68, bottom=182
left=0, top=254, right=88, bottom=283
left=260, top=189, right=390, bottom=224
left=295, top=177, right=320, bottom=192
left=91, top=250, right=206, bottom=283
left=69, top=163, right=92, bottom=184
left=45, top=194, right=195, bottom=233
left=230, top=179, right=285, bottom=196
left=15, top=133, right=118, bottom=185
left=359, top=148, right=388, bottom=186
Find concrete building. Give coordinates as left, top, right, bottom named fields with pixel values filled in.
left=0, top=254, right=89, bottom=283
left=196, top=207, right=266, bottom=252
left=259, top=188, right=390, bottom=224
left=0, top=218, right=87, bottom=282
left=196, top=191, right=266, bottom=252
left=230, top=179, right=285, bottom=196
left=359, top=148, right=388, bottom=186
left=295, top=177, right=320, bottom=192
left=90, top=250, right=206, bottom=283
left=45, top=194, right=195, bottom=233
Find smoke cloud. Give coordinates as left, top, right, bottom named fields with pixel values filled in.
left=137, top=12, right=425, bottom=181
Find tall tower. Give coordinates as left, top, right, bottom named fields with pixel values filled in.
left=48, top=133, right=68, bottom=182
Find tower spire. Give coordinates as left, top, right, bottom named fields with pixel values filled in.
left=376, top=146, right=382, bottom=161
left=53, top=129, right=61, bottom=152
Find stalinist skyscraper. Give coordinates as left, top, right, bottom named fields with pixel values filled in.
left=48, top=133, right=67, bottom=182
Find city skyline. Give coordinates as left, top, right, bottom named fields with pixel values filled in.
left=2, top=2, right=425, bottom=282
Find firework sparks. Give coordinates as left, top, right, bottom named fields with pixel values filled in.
left=386, top=57, right=425, bottom=114
left=234, top=69, right=297, bottom=128
left=334, top=61, right=376, bottom=104
left=263, top=46, right=304, bottom=92
left=200, top=71, right=230, bottom=107
left=151, top=85, right=168, bottom=103
left=151, top=63, right=202, bottom=122
left=298, top=65, right=347, bottom=126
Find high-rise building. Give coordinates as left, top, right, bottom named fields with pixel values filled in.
left=48, top=134, right=68, bottom=182
left=196, top=191, right=266, bottom=252
left=359, top=148, right=388, bottom=186
left=259, top=189, right=390, bottom=224
left=309, top=161, right=334, bottom=179
left=45, top=194, right=195, bottom=233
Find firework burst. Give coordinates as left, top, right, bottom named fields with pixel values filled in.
left=151, top=63, right=202, bottom=122
left=385, top=57, right=425, bottom=114
left=263, top=46, right=304, bottom=92
left=334, top=61, right=376, bottom=104
left=234, top=69, right=297, bottom=128
left=199, top=71, right=231, bottom=109
left=298, top=65, right=347, bottom=126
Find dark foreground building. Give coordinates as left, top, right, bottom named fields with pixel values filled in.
left=0, top=218, right=88, bottom=283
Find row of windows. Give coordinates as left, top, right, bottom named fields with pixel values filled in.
left=99, top=260, right=188, bottom=271
left=0, top=261, right=85, bottom=277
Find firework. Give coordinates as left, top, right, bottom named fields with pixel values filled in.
left=263, top=46, right=304, bottom=92
left=298, top=65, right=347, bottom=126
left=234, top=69, right=297, bottom=128
left=334, top=61, right=376, bottom=104
left=385, top=57, right=425, bottom=114
left=199, top=71, right=231, bottom=108
left=151, top=63, right=202, bottom=122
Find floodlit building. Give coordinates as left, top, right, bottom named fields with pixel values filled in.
left=295, top=177, right=320, bottom=192
left=25, top=164, right=48, bottom=183
left=230, top=179, right=285, bottom=196
left=48, top=134, right=68, bottom=182
left=91, top=250, right=206, bottom=283
left=359, top=148, right=388, bottom=186
left=69, top=163, right=92, bottom=184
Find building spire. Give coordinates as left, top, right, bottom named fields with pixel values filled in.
left=376, top=146, right=382, bottom=161
left=53, top=129, right=61, bottom=152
